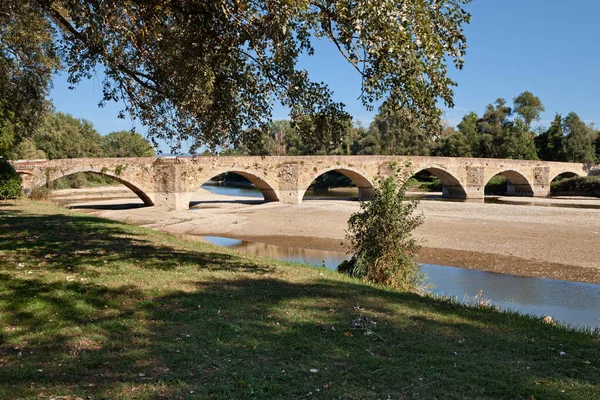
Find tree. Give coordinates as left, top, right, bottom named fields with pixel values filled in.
left=513, top=91, right=545, bottom=128
left=369, top=104, right=432, bottom=156
left=500, top=119, right=538, bottom=160
left=12, top=0, right=470, bottom=152
left=535, top=114, right=565, bottom=161
left=456, top=112, right=480, bottom=156
left=564, top=112, right=596, bottom=163
left=477, top=99, right=512, bottom=158
left=102, top=131, right=155, bottom=158
left=339, top=162, right=424, bottom=290
left=0, top=158, right=21, bottom=199
left=32, top=111, right=103, bottom=159
left=12, top=139, right=46, bottom=160
left=596, top=131, right=600, bottom=163
left=0, top=108, right=15, bottom=158
left=435, top=132, right=472, bottom=157
left=0, top=1, right=60, bottom=145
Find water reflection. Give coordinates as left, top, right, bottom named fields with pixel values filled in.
left=424, top=265, right=600, bottom=329
left=188, top=234, right=600, bottom=330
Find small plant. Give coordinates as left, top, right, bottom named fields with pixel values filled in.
left=338, top=161, right=424, bottom=290
left=0, top=159, right=22, bottom=200
left=472, top=289, right=493, bottom=309
left=114, top=164, right=126, bottom=175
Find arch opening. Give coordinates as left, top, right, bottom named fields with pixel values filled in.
left=191, top=171, right=279, bottom=208
left=485, top=170, right=533, bottom=197
left=410, top=167, right=466, bottom=199
left=302, top=169, right=372, bottom=201
left=46, top=171, right=153, bottom=208
left=550, top=171, right=579, bottom=183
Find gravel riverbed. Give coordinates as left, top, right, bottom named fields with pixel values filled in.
left=55, top=186, right=600, bottom=284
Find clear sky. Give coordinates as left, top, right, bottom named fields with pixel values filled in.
left=49, top=0, right=600, bottom=152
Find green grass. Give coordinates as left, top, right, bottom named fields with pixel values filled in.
left=1, top=201, right=599, bottom=399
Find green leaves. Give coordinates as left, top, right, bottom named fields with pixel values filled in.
left=341, top=161, right=424, bottom=290
left=27, top=0, right=470, bottom=152
left=0, top=158, right=22, bottom=199
left=0, top=1, right=60, bottom=143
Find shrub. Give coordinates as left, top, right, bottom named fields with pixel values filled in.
left=0, top=159, right=22, bottom=199
left=339, top=161, right=424, bottom=290
left=30, top=186, right=50, bottom=201
left=551, top=176, right=600, bottom=196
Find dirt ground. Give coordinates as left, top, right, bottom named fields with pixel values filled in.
left=55, top=186, right=600, bottom=284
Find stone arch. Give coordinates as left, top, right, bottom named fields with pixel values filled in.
left=412, top=166, right=467, bottom=198
left=485, top=169, right=534, bottom=196
left=43, top=168, right=154, bottom=206
left=194, top=169, right=280, bottom=203
left=302, top=167, right=375, bottom=201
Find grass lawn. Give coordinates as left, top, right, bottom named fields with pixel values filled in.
left=0, top=201, right=599, bottom=399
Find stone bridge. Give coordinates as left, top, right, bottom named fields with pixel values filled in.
left=11, top=156, right=599, bottom=210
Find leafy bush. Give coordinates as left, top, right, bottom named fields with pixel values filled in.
left=0, top=159, right=22, bottom=199
left=29, top=186, right=50, bottom=201
left=339, top=161, right=424, bottom=290
left=551, top=176, right=600, bottom=196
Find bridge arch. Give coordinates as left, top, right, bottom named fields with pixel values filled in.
left=42, top=168, right=154, bottom=206
left=484, top=169, right=534, bottom=196
left=302, top=167, right=375, bottom=201
left=192, top=169, right=280, bottom=205
left=410, top=166, right=467, bottom=198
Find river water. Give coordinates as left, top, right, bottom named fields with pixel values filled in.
left=195, top=184, right=600, bottom=330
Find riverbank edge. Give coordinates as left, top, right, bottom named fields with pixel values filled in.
left=48, top=186, right=600, bottom=285
left=163, top=231, right=600, bottom=285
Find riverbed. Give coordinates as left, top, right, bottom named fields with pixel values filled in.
left=54, top=185, right=600, bottom=284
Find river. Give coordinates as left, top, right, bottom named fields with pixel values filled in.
left=195, top=183, right=600, bottom=330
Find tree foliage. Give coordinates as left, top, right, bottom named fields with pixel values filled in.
left=27, top=111, right=103, bottom=160
left=513, top=91, right=544, bottom=128
left=535, top=114, right=565, bottom=162
left=0, top=1, right=60, bottom=144
left=10, top=111, right=155, bottom=161
left=563, top=112, right=596, bottom=164
left=10, top=0, right=471, bottom=152
left=339, top=162, right=424, bottom=290
left=0, top=158, right=21, bottom=199
left=101, top=131, right=155, bottom=158
left=369, top=103, right=432, bottom=156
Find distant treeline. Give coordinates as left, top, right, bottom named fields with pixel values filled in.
left=4, top=110, right=155, bottom=189
left=209, top=91, right=599, bottom=165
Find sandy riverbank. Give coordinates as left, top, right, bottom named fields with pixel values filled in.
left=54, top=186, right=600, bottom=284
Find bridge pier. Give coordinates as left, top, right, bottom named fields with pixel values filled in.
left=149, top=191, right=194, bottom=210
left=278, top=190, right=303, bottom=204
left=531, top=184, right=551, bottom=197
left=358, top=186, right=374, bottom=200
left=506, top=183, right=534, bottom=197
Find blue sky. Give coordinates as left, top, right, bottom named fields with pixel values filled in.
left=49, top=0, right=600, bottom=152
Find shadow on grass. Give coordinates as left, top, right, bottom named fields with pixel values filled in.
left=0, top=210, right=271, bottom=274
left=0, top=206, right=599, bottom=399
